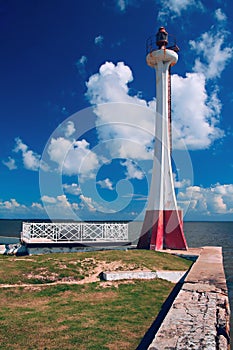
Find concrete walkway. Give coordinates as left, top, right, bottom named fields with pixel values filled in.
left=146, top=247, right=230, bottom=350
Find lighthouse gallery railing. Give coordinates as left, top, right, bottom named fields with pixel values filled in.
left=21, top=222, right=129, bottom=243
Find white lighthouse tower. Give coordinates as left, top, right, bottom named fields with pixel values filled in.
left=137, top=27, right=187, bottom=250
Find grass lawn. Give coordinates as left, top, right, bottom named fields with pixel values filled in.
left=0, top=249, right=192, bottom=349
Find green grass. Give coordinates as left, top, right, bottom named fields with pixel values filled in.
left=0, top=249, right=192, bottom=349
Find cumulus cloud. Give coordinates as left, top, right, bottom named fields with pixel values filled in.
left=174, top=177, right=191, bottom=189
left=0, top=198, right=46, bottom=218
left=0, top=198, right=29, bottom=218
left=63, top=183, right=81, bottom=196
left=189, top=27, right=233, bottom=80
left=80, top=194, right=96, bottom=212
left=86, top=61, right=133, bottom=105
left=31, top=202, right=44, bottom=210
left=121, top=159, right=144, bottom=180
left=41, top=195, right=57, bottom=204
left=86, top=61, right=155, bottom=160
left=97, top=178, right=114, bottom=190
left=86, top=59, right=225, bottom=153
left=41, top=194, right=79, bottom=210
left=13, top=138, right=48, bottom=171
left=1, top=198, right=21, bottom=209
left=1, top=181, right=233, bottom=219
left=2, top=156, right=17, bottom=170
left=172, top=73, right=224, bottom=149
left=47, top=137, right=99, bottom=178
left=41, top=185, right=111, bottom=215
left=94, top=35, right=104, bottom=47
left=47, top=137, right=71, bottom=166
left=157, top=0, right=203, bottom=20
left=170, top=19, right=232, bottom=150
left=178, top=183, right=233, bottom=216
left=215, top=8, right=227, bottom=22
left=14, top=138, right=27, bottom=153
left=57, top=194, right=72, bottom=207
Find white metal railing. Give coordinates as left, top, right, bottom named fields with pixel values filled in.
left=21, top=222, right=128, bottom=243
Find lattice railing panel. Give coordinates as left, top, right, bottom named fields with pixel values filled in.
left=58, top=224, right=82, bottom=241
left=21, top=222, right=128, bottom=243
left=83, top=224, right=104, bottom=240
left=105, top=224, right=128, bottom=240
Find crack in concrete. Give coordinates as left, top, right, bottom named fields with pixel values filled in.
left=146, top=247, right=230, bottom=350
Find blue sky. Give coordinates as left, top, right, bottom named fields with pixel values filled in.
left=0, top=0, right=233, bottom=221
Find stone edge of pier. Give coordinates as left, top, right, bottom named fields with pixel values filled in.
left=146, top=246, right=231, bottom=350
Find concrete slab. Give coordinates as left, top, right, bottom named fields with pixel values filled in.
left=102, top=271, right=157, bottom=281
left=102, top=270, right=187, bottom=283
left=156, top=270, right=187, bottom=283
left=146, top=247, right=230, bottom=350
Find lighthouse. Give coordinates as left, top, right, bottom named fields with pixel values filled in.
left=137, top=27, right=188, bottom=251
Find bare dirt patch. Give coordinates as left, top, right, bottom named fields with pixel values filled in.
left=78, top=259, right=147, bottom=284
left=0, top=257, right=151, bottom=288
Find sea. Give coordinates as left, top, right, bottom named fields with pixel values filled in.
left=0, top=219, right=233, bottom=346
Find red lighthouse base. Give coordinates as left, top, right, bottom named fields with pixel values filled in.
left=137, top=210, right=188, bottom=250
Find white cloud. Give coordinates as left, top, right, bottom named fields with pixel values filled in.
left=0, top=198, right=27, bottom=214
left=0, top=198, right=46, bottom=218
left=116, top=0, right=127, bottom=11
left=114, top=0, right=140, bottom=12
left=190, top=28, right=233, bottom=80
left=215, top=8, right=227, bottom=22
left=47, top=137, right=99, bottom=178
left=174, top=177, right=191, bottom=189
left=41, top=195, right=57, bottom=204
left=77, top=55, right=87, bottom=65
left=41, top=194, right=79, bottom=210
left=64, top=121, right=76, bottom=138
left=172, top=73, right=224, bottom=149
left=214, top=183, right=233, bottom=195
left=80, top=194, right=96, bottom=212
left=157, top=0, right=203, bottom=20
left=75, top=55, right=87, bottom=76
left=2, top=156, right=17, bottom=170
left=57, top=194, right=71, bottom=207
left=4, top=198, right=20, bottom=209
left=23, top=150, right=41, bottom=171
left=97, top=178, right=114, bottom=190
left=31, top=202, right=44, bottom=210
left=121, top=160, right=144, bottom=180
left=86, top=60, right=224, bottom=153
left=170, top=20, right=232, bottom=150
left=171, top=19, right=232, bottom=150
left=94, top=35, right=104, bottom=47
left=1, top=182, right=233, bottom=219
left=14, top=138, right=48, bottom=171
left=63, top=183, right=81, bottom=196
left=47, top=137, right=71, bottom=166
left=14, top=138, right=27, bottom=153
left=86, top=61, right=133, bottom=105
left=41, top=191, right=110, bottom=215
left=178, top=183, right=233, bottom=216
left=86, top=61, right=155, bottom=160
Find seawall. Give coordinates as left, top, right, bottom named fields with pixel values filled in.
left=146, top=246, right=230, bottom=349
